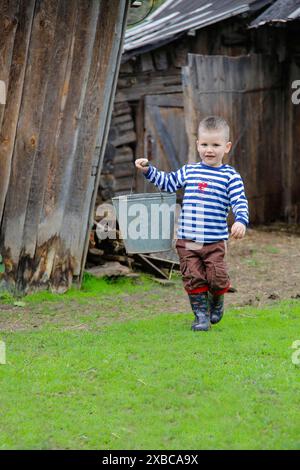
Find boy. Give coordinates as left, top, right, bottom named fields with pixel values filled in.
left=135, top=116, right=249, bottom=331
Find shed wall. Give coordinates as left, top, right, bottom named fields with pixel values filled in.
left=0, top=0, right=129, bottom=293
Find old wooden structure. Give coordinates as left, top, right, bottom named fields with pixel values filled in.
left=0, top=0, right=130, bottom=293
left=103, top=0, right=300, bottom=225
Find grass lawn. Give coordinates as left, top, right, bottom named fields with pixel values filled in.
left=0, top=274, right=299, bottom=450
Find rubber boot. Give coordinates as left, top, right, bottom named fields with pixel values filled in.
left=188, top=292, right=211, bottom=331
left=208, top=293, right=224, bottom=324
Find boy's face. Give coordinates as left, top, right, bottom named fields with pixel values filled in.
left=196, top=129, right=232, bottom=167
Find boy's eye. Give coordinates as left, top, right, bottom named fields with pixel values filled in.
left=213, top=144, right=221, bottom=147
left=200, top=143, right=207, bottom=146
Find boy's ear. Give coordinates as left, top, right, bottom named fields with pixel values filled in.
left=225, top=141, right=232, bottom=154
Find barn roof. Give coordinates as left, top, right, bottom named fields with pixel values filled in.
left=124, top=0, right=271, bottom=55
left=250, top=0, right=300, bottom=27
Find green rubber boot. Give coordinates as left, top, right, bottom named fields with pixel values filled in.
left=208, top=293, right=224, bottom=324
left=188, top=292, right=211, bottom=331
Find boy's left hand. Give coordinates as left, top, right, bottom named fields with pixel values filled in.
left=231, top=222, right=246, bottom=239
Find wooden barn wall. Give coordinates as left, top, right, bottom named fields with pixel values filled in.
left=284, top=24, right=300, bottom=224
left=107, top=17, right=250, bottom=199
left=182, top=53, right=283, bottom=225
left=0, top=0, right=129, bottom=293
left=289, top=60, right=300, bottom=223
left=107, top=17, right=300, bottom=225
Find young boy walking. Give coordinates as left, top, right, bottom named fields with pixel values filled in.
left=135, top=116, right=249, bottom=331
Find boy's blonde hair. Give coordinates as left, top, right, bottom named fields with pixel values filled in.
left=198, top=116, right=230, bottom=141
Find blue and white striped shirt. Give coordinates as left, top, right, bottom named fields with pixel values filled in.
left=144, top=162, right=249, bottom=244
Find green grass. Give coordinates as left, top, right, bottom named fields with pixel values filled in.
left=242, top=257, right=260, bottom=268
left=0, top=288, right=300, bottom=449
left=265, top=246, right=280, bottom=254
left=0, top=272, right=156, bottom=304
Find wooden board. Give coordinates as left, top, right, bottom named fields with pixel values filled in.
left=0, top=0, right=35, bottom=224
left=182, top=53, right=283, bottom=224
left=136, top=93, right=188, bottom=194
left=0, top=0, right=129, bottom=293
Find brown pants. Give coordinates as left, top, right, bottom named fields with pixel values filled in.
left=175, top=239, right=230, bottom=295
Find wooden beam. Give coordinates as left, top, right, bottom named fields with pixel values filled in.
left=0, top=0, right=35, bottom=223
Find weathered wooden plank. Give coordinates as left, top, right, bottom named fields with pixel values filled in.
left=39, top=0, right=101, bottom=289
left=153, top=49, right=169, bottom=71
left=2, top=0, right=60, bottom=270
left=66, top=0, right=129, bottom=276
left=22, top=0, right=79, bottom=263
left=183, top=53, right=283, bottom=224
left=115, top=145, right=133, bottom=155
left=0, top=0, right=129, bottom=293
left=112, top=100, right=131, bottom=116
left=111, top=130, right=136, bottom=147
left=147, top=105, right=180, bottom=169
left=119, top=61, right=133, bottom=74
left=134, top=254, right=168, bottom=279
left=0, top=0, right=19, bottom=130
left=170, top=40, right=189, bottom=68
left=140, top=52, right=155, bottom=72
left=0, top=0, right=35, bottom=223
left=145, top=94, right=183, bottom=108
left=143, top=93, right=188, bottom=186
left=111, top=113, right=133, bottom=125
left=114, top=176, right=134, bottom=191
left=114, top=145, right=133, bottom=165
left=2, top=0, right=100, bottom=292
left=114, top=71, right=182, bottom=102
left=114, top=161, right=135, bottom=178
left=289, top=61, right=300, bottom=222
left=182, top=64, right=198, bottom=163
left=114, top=120, right=134, bottom=133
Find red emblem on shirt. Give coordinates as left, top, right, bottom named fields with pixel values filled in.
left=198, top=182, right=208, bottom=191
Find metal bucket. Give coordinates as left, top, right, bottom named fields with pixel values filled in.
left=112, top=192, right=176, bottom=254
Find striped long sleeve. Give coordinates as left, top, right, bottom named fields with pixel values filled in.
left=143, top=161, right=249, bottom=243
left=144, top=165, right=187, bottom=192
left=227, top=173, right=249, bottom=226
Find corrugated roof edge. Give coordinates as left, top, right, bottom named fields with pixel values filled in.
left=250, top=0, right=300, bottom=28
left=124, top=4, right=252, bottom=54
left=122, top=32, right=184, bottom=62
left=124, top=1, right=274, bottom=57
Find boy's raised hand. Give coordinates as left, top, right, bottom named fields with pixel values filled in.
left=135, top=158, right=149, bottom=173
left=231, top=221, right=246, bottom=239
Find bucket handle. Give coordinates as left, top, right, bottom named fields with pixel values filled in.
left=131, top=160, right=164, bottom=201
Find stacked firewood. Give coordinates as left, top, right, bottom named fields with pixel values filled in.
left=85, top=225, right=179, bottom=281
left=90, top=96, right=179, bottom=280
left=95, top=99, right=137, bottom=207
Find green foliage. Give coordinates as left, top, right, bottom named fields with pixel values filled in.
left=127, top=0, right=166, bottom=27
left=0, top=291, right=14, bottom=302
left=0, top=254, right=4, bottom=273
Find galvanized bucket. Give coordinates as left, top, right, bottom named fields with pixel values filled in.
left=112, top=192, right=176, bottom=254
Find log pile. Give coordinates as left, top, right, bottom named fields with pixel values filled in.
left=96, top=101, right=136, bottom=206
left=85, top=226, right=180, bottom=281
left=89, top=48, right=185, bottom=276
